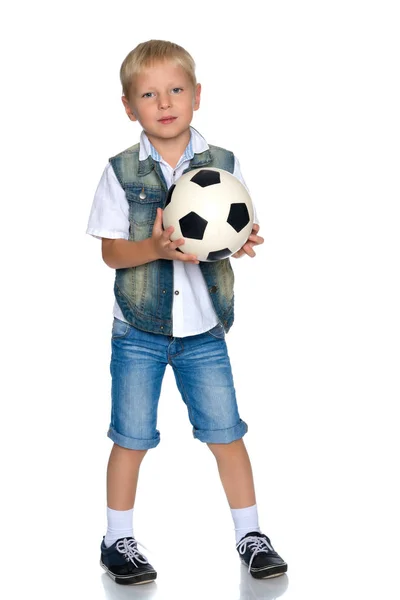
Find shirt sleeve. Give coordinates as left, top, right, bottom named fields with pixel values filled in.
left=233, top=156, right=260, bottom=226
left=86, top=163, right=130, bottom=240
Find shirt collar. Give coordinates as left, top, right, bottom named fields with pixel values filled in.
left=139, top=126, right=208, bottom=164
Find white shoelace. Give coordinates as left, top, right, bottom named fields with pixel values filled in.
left=116, top=538, right=149, bottom=567
left=236, top=535, right=274, bottom=572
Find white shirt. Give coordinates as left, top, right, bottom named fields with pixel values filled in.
left=86, top=127, right=257, bottom=337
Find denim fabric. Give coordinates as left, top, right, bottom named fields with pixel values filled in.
left=108, top=318, right=248, bottom=449
left=109, top=145, right=236, bottom=336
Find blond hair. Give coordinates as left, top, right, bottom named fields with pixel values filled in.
left=120, top=40, right=197, bottom=98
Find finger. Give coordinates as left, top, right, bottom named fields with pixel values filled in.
left=232, top=248, right=245, bottom=258
left=162, top=225, right=175, bottom=239
left=156, top=207, right=163, bottom=223
left=176, top=251, right=199, bottom=264
left=153, top=208, right=164, bottom=233
left=169, top=237, right=185, bottom=249
left=243, top=242, right=256, bottom=257
left=248, top=234, right=264, bottom=245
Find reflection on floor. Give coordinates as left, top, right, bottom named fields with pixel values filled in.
left=100, top=566, right=289, bottom=600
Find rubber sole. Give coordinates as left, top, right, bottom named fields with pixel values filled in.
left=241, top=560, right=288, bottom=579
left=100, top=560, right=157, bottom=585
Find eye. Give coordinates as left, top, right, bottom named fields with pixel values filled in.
left=142, top=92, right=155, bottom=98
left=171, top=87, right=183, bottom=94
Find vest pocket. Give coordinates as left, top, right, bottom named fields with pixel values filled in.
left=125, top=185, right=163, bottom=227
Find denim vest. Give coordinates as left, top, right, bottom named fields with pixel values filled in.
left=109, top=144, right=236, bottom=336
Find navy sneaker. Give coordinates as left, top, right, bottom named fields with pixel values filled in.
left=236, top=531, right=287, bottom=579
left=100, top=537, right=157, bottom=585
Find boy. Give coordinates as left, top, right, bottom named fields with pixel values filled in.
left=87, top=39, right=287, bottom=585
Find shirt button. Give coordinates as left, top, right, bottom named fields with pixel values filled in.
left=162, top=289, right=166, bottom=294
left=174, top=290, right=180, bottom=295
left=209, top=286, right=218, bottom=293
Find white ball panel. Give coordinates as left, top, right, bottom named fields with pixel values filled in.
left=163, top=167, right=254, bottom=262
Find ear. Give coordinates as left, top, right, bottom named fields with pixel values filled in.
left=193, top=83, right=201, bottom=111
left=121, top=96, right=138, bottom=122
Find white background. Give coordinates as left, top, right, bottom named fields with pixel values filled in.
left=1, top=1, right=399, bottom=599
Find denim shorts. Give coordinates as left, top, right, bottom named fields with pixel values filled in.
left=108, top=318, right=248, bottom=450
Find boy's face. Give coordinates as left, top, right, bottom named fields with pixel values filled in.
left=122, top=61, right=201, bottom=146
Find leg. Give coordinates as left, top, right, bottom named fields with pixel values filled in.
left=207, top=438, right=256, bottom=508
left=208, top=439, right=288, bottom=580
left=108, top=319, right=169, bottom=511
left=107, top=444, right=147, bottom=509
left=169, top=326, right=287, bottom=578
left=170, top=326, right=252, bottom=508
left=170, top=324, right=248, bottom=446
left=104, top=444, right=147, bottom=548
left=101, top=321, right=168, bottom=585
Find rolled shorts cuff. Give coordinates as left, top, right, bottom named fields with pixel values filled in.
left=107, top=427, right=160, bottom=450
left=192, top=419, right=248, bottom=444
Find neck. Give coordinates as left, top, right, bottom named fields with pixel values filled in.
left=146, top=129, right=191, bottom=169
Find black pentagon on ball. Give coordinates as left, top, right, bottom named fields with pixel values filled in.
left=207, top=248, right=232, bottom=261
left=191, top=169, right=221, bottom=187
left=179, top=211, right=208, bottom=240
left=164, top=184, right=175, bottom=208
left=227, top=203, right=250, bottom=233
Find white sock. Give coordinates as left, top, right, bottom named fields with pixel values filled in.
left=104, top=507, right=134, bottom=547
left=231, top=504, right=261, bottom=544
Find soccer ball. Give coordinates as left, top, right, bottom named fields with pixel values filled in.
left=162, top=167, right=254, bottom=262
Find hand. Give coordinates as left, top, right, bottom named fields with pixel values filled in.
left=151, top=208, right=199, bottom=264
left=232, top=223, right=264, bottom=258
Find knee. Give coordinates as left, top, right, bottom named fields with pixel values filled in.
left=207, top=438, right=244, bottom=458
left=111, top=443, right=148, bottom=464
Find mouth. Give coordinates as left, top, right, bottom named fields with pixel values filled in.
left=158, top=116, right=177, bottom=124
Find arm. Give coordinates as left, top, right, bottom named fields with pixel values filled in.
left=232, top=157, right=264, bottom=258
left=102, top=208, right=199, bottom=269
left=87, top=164, right=198, bottom=269
left=233, top=156, right=260, bottom=226
left=102, top=237, right=158, bottom=269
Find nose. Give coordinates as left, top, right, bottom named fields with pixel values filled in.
left=158, top=93, right=171, bottom=110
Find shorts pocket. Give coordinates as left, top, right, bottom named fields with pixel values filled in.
left=206, top=323, right=225, bottom=340
left=111, top=317, right=131, bottom=339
